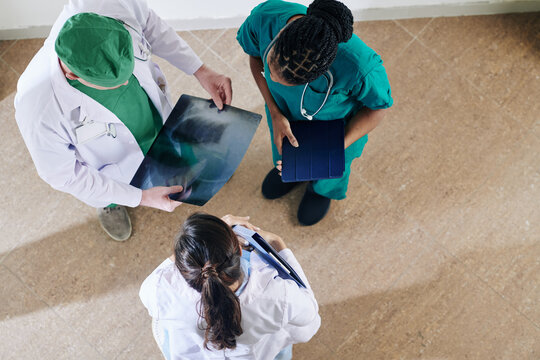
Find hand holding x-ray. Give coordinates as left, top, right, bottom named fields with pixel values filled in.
left=131, top=95, right=262, bottom=206
left=140, top=185, right=184, bottom=212
left=194, top=64, right=232, bottom=110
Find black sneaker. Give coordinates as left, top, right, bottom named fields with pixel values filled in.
left=261, top=168, right=300, bottom=199
left=297, top=184, right=331, bottom=226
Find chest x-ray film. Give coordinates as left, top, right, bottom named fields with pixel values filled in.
left=130, top=95, right=262, bottom=206
left=281, top=119, right=345, bottom=183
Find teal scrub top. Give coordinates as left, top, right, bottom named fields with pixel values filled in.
left=68, top=74, right=162, bottom=155
left=237, top=0, right=393, bottom=159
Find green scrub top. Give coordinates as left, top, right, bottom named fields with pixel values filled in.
left=237, top=0, right=393, bottom=199
left=68, top=74, right=162, bottom=156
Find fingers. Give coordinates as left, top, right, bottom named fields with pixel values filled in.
left=211, top=90, right=224, bottom=110
left=222, top=215, right=260, bottom=231
left=241, top=221, right=261, bottom=231
left=223, top=77, right=232, bottom=105
left=165, top=199, right=182, bottom=212
left=165, top=185, right=184, bottom=195
left=284, top=127, right=299, bottom=148
left=162, top=186, right=183, bottom=212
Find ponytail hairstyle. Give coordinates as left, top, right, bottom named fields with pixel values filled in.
left=270, top=0, right=354, bottom=85
left=174, top=213, right=243, bottom=350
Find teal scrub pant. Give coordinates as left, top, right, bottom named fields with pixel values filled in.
left=265, top=107, right=367, bottom=200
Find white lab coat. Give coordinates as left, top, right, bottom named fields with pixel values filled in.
left=14, top=0, right=203, bottom=208
left=139, top=249, right=321, bottom=360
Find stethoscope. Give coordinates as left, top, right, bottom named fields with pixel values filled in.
left=116, top=19, right=152, bottom=61
left=262, top=23, right=334, bottom=121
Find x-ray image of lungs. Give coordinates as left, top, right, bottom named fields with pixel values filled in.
left=130, top=95, right=262, bottom=206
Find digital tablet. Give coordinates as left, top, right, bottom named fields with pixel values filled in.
left=281, top=119, right=345, bottom=183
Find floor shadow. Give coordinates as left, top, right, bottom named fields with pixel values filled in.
left=293, top=242, right=539, bottom=360
left=2, top=214, right=537, bottom=360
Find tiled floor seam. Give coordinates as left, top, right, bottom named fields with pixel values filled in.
left=0, top=56, right=20, bottom=77
left=1, top=263, right=107, bottom=359
left=189, top=28, right=228, bottom=50
left=392, top=17, right=435, bottom=40
left=167, top=45, right=257, bottom=94
left=203, top=44, right=258, bottom=86
left=202, top=30, right=261, bottom=84
left=387, top=36, right=416, bottom=69
left=387, top=18, right=434, bottom=66
left=0, top=39, right=18, bottom=58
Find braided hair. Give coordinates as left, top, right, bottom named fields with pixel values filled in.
left=174, top=213, right=243, bottom=350
left=270, top=0, right=353, bottom=85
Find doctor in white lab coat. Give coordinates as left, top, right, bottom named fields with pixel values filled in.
left=15, top=0, right=232, bottom=241
left=140, top=214, right=321, bottom=360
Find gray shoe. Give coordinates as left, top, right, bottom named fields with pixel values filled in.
left=97, top=206, right=132, bottom=241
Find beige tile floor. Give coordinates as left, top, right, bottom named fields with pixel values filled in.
left=0, top=13, right=539, bottom=360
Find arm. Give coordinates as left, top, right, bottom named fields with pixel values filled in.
left=281, top=249, right=321, bottom=343
left=142, top=7, right=203, bottom=75
left=18, top=120, right=142, bottom=208
left=344, top=107, right=387, bottom=148
left=18, top=111, right=182, bottom=210
left=222, top=212, right=321, bottom=340
left=33, top=134, right=182, bottom=210
left=142, top=7, right=231, bottom=109
left=249, top=56, right=281, bottom=115
left=249, top=56, right=298, bottom=154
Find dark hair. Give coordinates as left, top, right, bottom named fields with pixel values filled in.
left=270, top=0, right=353, bottom=85
left=174, top=213, right=243, bottom=350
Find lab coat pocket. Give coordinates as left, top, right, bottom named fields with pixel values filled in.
left=76, top=128, right=127, bottom=169
left=152, top=63, right=168, bottom=95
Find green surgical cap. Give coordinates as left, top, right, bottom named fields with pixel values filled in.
left=55, top=13, right=134, bottom=88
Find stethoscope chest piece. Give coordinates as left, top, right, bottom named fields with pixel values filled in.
left=300, top=108, right=313, bottom=120
left=299, top=70, right=334, bottom=120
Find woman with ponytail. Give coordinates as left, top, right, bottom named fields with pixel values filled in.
left=238, top=0, right=393, bottom=226
left=140, top=213, right=320, bottom=359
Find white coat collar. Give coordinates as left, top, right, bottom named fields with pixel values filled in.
left=49, top=49, right=84, bottom=115
left=50, top=50, right=128, bottom=125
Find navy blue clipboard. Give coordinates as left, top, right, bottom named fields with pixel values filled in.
left=233, top=226, right=306, bottom=288
left=281, top=119, right=345, bottom=183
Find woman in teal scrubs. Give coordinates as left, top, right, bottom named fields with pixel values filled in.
left=237, top=0, right=393, bottom=226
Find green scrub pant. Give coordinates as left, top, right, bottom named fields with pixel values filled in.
left=265, top=107, right=367, bottom=200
